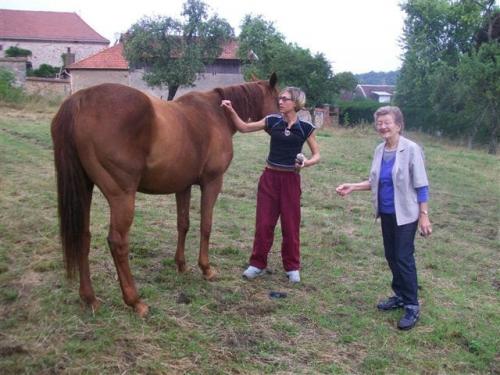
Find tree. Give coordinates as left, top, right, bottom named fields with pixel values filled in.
left=237, top=15, right=339, bottom=107
left=456, top=42, right=499, bottom=154
left=396, top=0, right=499, bottom=153
left=331, top=71, right=358, bottom=97
left=237, top=15, right=286, bottom=80
left=123, top=0, right=234, bottom=100
left=29, top=64, right=60, bottom=78
left=270, top=44, right=336, bottom=107
left=0, top=68, right=24, bottom=103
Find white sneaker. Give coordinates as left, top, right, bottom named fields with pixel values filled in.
left=242, top=266, right=265, bottom=279
left=286, top=270, right=301, bottom=283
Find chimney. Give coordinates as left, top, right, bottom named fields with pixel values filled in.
left=63, top=47, right=75, bottom=66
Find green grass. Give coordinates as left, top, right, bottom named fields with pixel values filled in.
left=0, top=107, right=499, bottom=374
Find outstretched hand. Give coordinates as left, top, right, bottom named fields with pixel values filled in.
left=335, top=184, right=353, bottom=197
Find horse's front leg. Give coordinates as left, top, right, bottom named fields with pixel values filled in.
left=199, top=176, right=223, bottom=280
left=175, top=186, right=191, bottom=273
left=107, top=193, right=148, bottom=317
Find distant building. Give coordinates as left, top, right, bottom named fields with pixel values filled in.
left=66, top=41, right=244, bottom=98
left=353, top=84, right=395, bottom=103
left=0, top=9, right=109, bottom=69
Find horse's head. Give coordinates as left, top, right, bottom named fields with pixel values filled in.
left=257, top=72, right=280, bottom=118
left=216, top=73, right=279, bottom=123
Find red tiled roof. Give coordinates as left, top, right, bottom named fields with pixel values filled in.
left=68, top=43, right=128, bottom=70
left=0, top=9, right=109, bottom=44
left=68, top=40, right=239, bottom=70
left=219, top=40, right=238, bottom=59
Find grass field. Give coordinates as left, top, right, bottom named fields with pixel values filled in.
left=0, top=106, right=499, bottom=374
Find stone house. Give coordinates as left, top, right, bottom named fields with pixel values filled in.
left=0, top=9, right=109, bottom=69
left=66, top=41, right=244, bottom=98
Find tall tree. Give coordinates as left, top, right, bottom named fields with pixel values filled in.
left=237, top=15, right=286, bottom=81
left=123, top=0, right=234, bottom=100
left=332, top=71, right=358, bottom=96
left=237, top=15, right=339, bottom=107
left=456, top=41, right=499, bottom=153
left=396, top=0, right=499, bottom=153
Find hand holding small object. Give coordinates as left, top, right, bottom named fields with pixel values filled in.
left=295, top=153, right=305, bottom=168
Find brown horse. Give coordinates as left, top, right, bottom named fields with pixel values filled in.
left=51, top=74, right=279, bottom=316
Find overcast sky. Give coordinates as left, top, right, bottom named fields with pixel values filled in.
left=2, top=0, right=406, bottom=74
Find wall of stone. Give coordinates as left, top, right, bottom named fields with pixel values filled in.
left=175, top=72, right=245, bottom=98
left=24, top=77, right=70, bottom=97
left=128, top=69, right=169, bottom=98
left=78, top=69, right=246, bottom=99
left=0, top=40, right=108, bottom=69
left=69, top=70, right=128, bottom=93
left=0, top=57, right=27, bottom=86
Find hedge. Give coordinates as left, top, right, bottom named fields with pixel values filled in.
left=338, top=99, right=384, bottom=126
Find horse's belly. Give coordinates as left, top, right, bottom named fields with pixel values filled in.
left=137, top=166, right=200, bottom=194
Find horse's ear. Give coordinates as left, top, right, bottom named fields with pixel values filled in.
left=250, top=73, right=259, bottom=82
left=269, top=72, right=278, bottom=88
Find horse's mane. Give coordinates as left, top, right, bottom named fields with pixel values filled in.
left=215, top=81, right=270, bottom=121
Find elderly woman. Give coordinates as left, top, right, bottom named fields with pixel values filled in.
left=221, top=87, right=320, bottom=283
left=336, top=106, right=432, bottom=330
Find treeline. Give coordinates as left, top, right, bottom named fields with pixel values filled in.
left=395, top=0, right=499, bottom=154
left=355, top=71, right=399, bottom=85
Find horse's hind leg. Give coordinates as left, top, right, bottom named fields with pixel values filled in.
left=199, top=176, right=223, bottom=280
left=78, top=182, right=99, bottom=312
left=107, top=193, right=148, bottom=317
left=175, top=186, right=191, bottom=273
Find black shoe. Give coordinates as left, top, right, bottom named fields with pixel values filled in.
left=377, top=296, right=404, bottom=311
left=397, top=307, right=420, bottom=330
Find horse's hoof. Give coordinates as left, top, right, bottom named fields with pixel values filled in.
left=177, top=263, right=188, bottom=273
left=90, top=299, right=101, bottom=314
left=81, top=298, right=100, bottom=314
left=134, top=302, right=149, bottom=318
left=203, top=268, right=217, bottom=281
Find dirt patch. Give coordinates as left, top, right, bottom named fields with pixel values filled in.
left=0, top=345, right=29, bottom=356
left=176, top=291, right=191, bottom=304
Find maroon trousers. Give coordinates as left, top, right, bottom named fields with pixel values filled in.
left=249, top=168, right=301, bottom=271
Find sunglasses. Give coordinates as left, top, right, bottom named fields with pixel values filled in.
left=278, top=96, right=293, bottom=102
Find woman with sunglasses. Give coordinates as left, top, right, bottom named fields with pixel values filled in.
left=221, top=87, right=320, bottom=283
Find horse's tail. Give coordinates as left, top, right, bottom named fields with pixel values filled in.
left=51, top=95, right=92, bottom=280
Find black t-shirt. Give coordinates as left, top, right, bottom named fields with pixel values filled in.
left=265, top=114, right=315, bottom=169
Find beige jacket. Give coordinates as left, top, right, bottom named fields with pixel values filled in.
left=369, top=136, right=429, bottom=226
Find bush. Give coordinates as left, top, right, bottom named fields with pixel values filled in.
left=5, top=46, right=32, bottom=57
left=29, top=64, right=60, bottom=78
left=338, top=99, right=384, bottom=126
left=0, top=68, right=25, bottom=103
